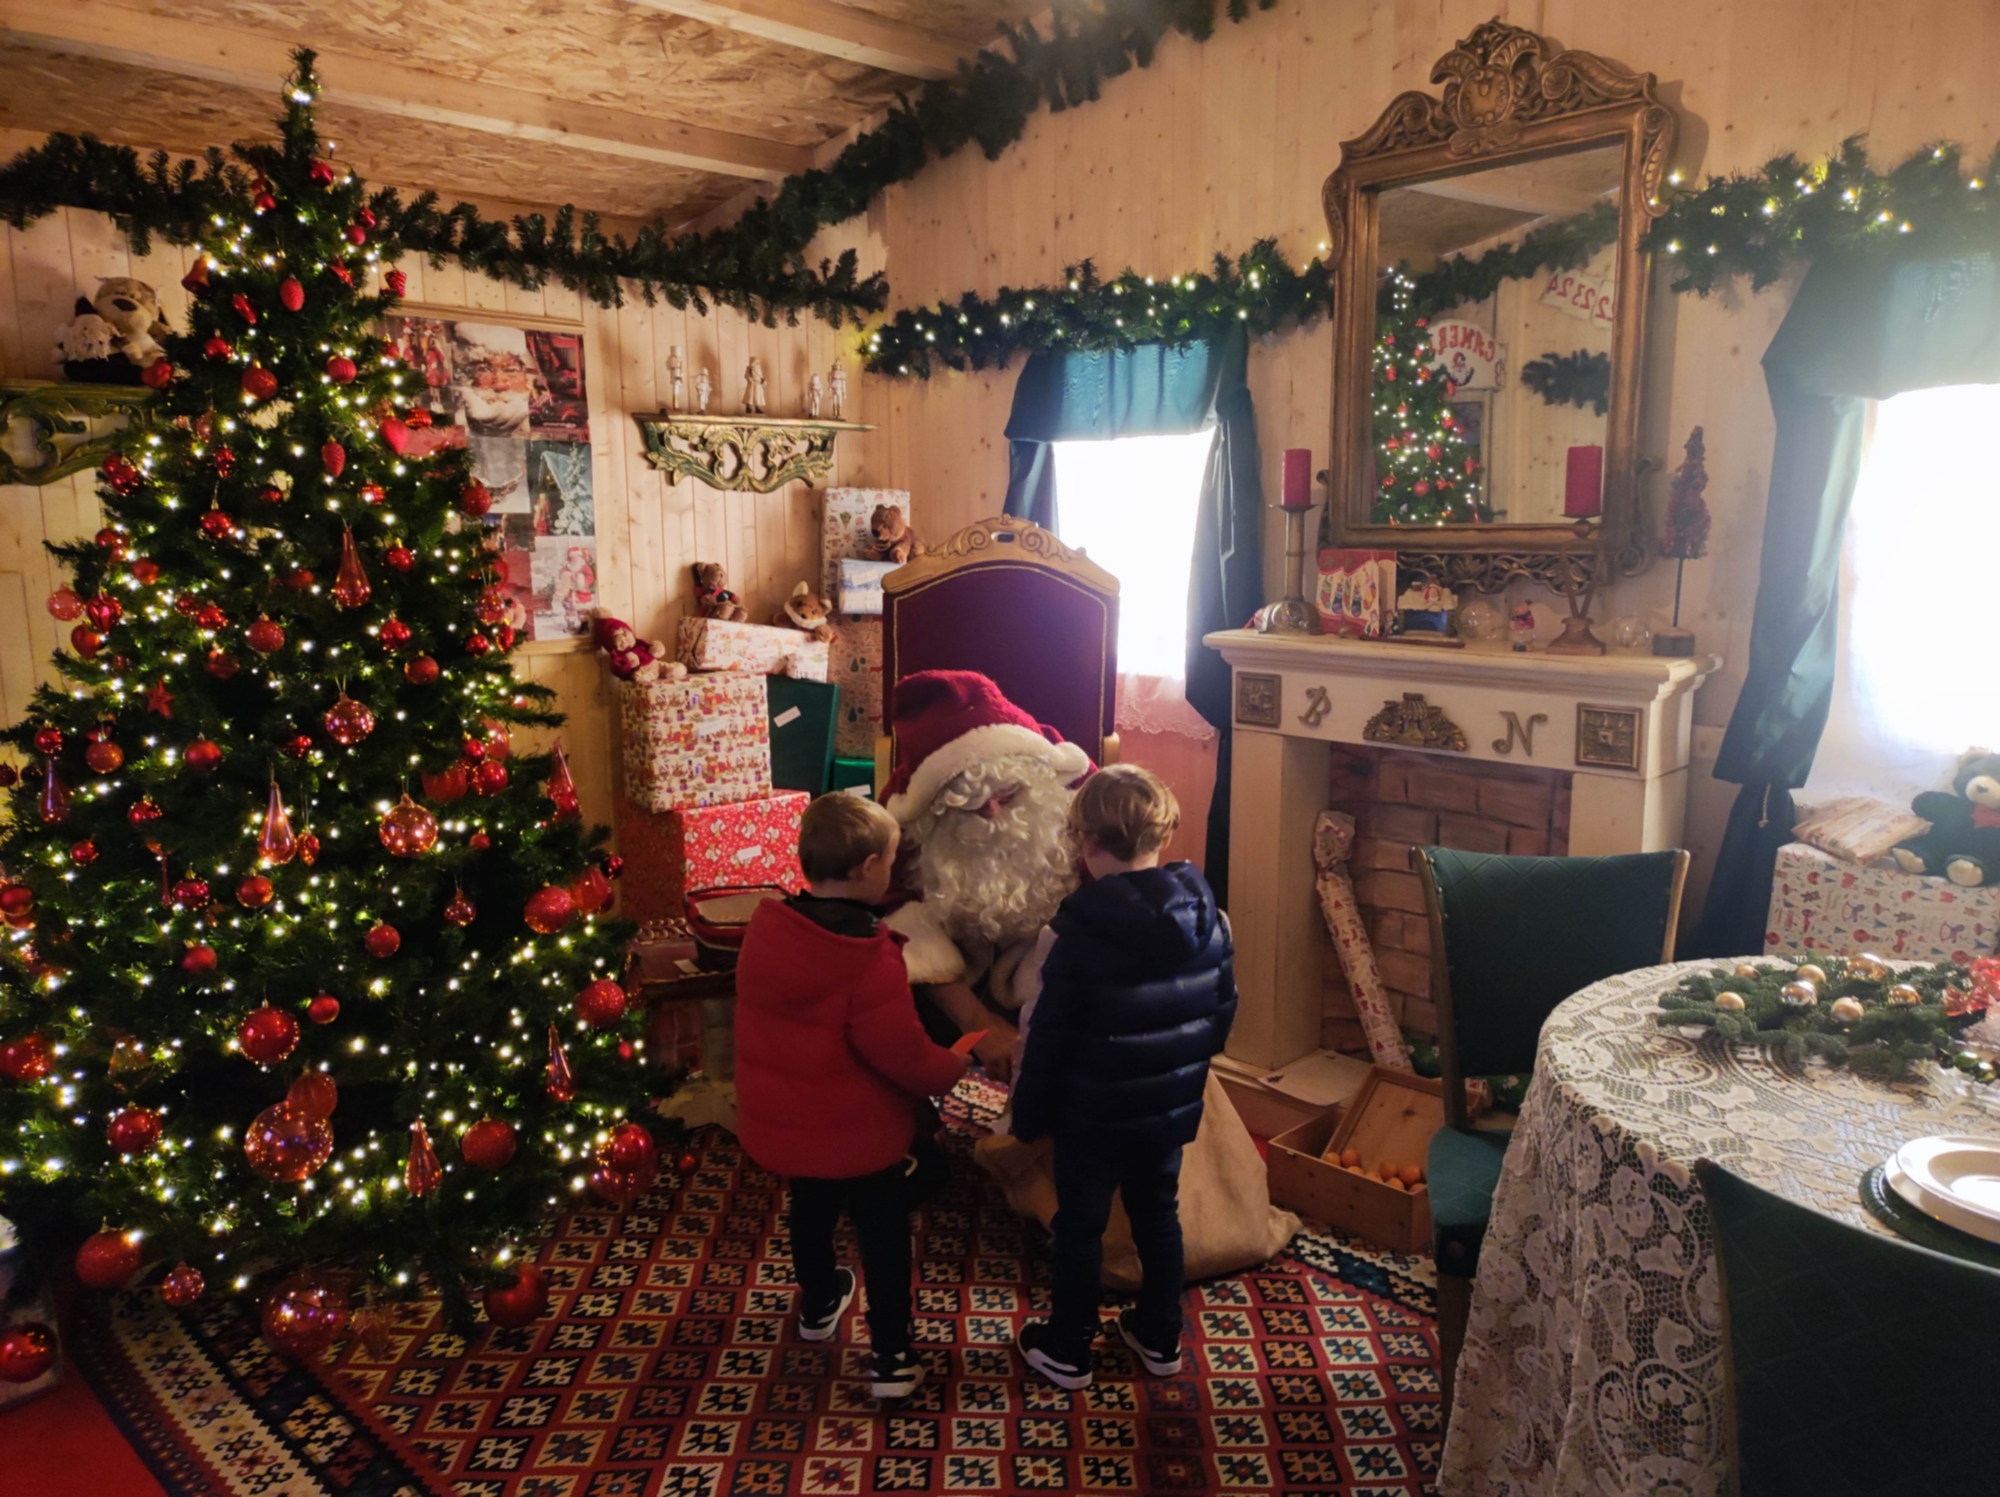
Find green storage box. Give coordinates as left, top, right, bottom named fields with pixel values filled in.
left=829, top=757, right=875, bottom=796
left=766, top=676, right=839, bottom=795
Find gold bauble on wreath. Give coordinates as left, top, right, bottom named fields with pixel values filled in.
left=1780, top=981, right=1819, bottom=1008
left=1847, top=952, right=1892, bottom=984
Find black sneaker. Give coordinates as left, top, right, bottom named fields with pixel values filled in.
left=869, top=1348, right=925, bottom=1399
left=797, top=1267, right=855, bottom=1342
left=1017, top=1319, right=1092, bottom=1390
left=1116, top=1308, right=1183, bottom=1376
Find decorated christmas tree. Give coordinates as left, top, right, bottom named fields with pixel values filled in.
left=1369, top=269, right=1491, bottom=526
left=0, top=54, right=657, bottom=1331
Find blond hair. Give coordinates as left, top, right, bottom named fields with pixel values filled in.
left=1069, top=764, right=1180, bottom=862
left=797, top=792, right=900, bottom=882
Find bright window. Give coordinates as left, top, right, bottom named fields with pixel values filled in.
left=1807, top=384, right=2000, bottom=804
left=1051, top=429, right=1216, bottom=679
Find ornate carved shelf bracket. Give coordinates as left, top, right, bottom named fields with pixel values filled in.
left=633, top=412, right=873, bottom=493
left=1, top=379, right=156, bottom=486
left=1364, top=692, right=1468, bottom=753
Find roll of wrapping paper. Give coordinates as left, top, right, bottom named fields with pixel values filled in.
left=1313, top=812, right=1411, bottom=1071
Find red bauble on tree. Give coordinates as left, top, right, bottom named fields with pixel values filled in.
left=180, top=943, right=217, bottom=975
left=422, top=764, right=469, bottom=803
left=242, top=366, right=279, bottom=402
left=0, top=1324, right=56, bottom=1384
left=260, top=781, right=297, bottom=865
left=321, top=439, right=345, bottom=477
left=261, top=1272, right=347, bottom=1359
left=383, top=540, right=414, bottom=571
left=378, top=616, right=413, bottom=651
left=307, top=993, right=341, bottom=1025
left=405, top=654, right=440, bottom=686
left=524, top=886, right=574, bottom=935
left=471, top=761, right=508, bottom=796
left=85, top=737, right=124, bottom=774
left=171, top=874, right=210, bottom=907
left=364, top=923, right=401, bottom=959
left=161, top=1263, right=205, bottom=1308
left=405, top=1120, right=442, bottom=1197
left=547, top=742, right=580, bottom=822
left=206, top=648, right=239, bottom=679
left=237, top=873, right=274, bottom=908
left=185, top=738, right=224, bottom=773
left=45, top=587, right=82, bottom=621
left=127, top=797, right=162, bottom=828
left=576, top=978, right=626, bottom=1028
left=332, top=527, right=371, bottom=610
left=288, top=1071, right=337, bottom=1120
left=278, top=275, right=305, bottom=312
left=443, top=889, right=477, bottom=927
left=590, top=1121, right=657, bottom=1206
left=75, top=1230, right=143, bottom=1289
left=461, top=1118, right=516, bottom=1170
left=379, top=794, right=438, bottom=857
left=483, top=1262, right=547, bottom=1328
left=324, top=692, right=375, bottom=746
left=243, top=1100, right=333, bottom=1183
left=2, top=1034, right=52, bottom=1084
left=360, top=483, right=386, bottom=506
left=238, top=1005, right=300, bottom=1065
left=107, top=1105, right=163, bottom=1156
left=195, top=601, right=229, bottom=631
left=70, top=840, right=98, bottom=866
left=0, top=884, right=33, bottom=920
left=68, top=624, right=103, bottom=658
left=569, top=865, right=611, bottom=916
left=32, top=727, right=63, bottom=755
left=326, top=353, right=356, bottom=384
left=458, top=480, right=493, bottom=518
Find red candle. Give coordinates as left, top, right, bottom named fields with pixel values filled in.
left=1564, top=444, right=1605, bottom=518
left=1281, top=448, right=1314, bottom=511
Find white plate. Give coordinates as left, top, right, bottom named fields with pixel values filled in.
left=1888, top=1135, right=2000, bottom=1244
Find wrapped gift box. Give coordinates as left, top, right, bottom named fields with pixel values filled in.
left=617, top=790, right=808, bottom=926
left=820, top=487, right=908, bottom=603
left=830, top=757, right=875, bottom=795
left=829, top=616, right=884, bottom=756
left=619, top=674, right=772, bottom=813
left=677, top=616, right=829, bottom=682
left=837, top=557, right=898, bottom=616
left=768, top=675, right=840, bottom=795
left=1765, top=841, right=2000, bottom=965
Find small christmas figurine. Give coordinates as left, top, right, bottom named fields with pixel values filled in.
left=1393, top=571, right=1459, bottom=645
left=695, top=367, right=712, bottom=414
left=667, top=345, right=686, bottom=411
left=829, top=361, right=847, bottom=419
left=805, top=373, right=824, bottom=419
left=1509, top=601, right=1538, bottom=653
left=743, top=356, right=767, bottom=414
left=1654, top=425, right=1711, bottom=657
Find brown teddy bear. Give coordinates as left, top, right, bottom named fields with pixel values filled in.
left=774, top=582, right=836, bottom=644
left=590, top=613, right=684, bottom=683
left=869, top=504, right=924, bottom=565
left=692, top=562, right=748, bottom=622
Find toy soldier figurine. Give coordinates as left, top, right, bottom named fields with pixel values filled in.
left=828, top=361, right=848, bottom=420
left=667, top=345, right=686, bottom=411
left=743, top=356, right=768, bottom=414
left=805, top=373, right=824, bottom=419
left=694, top=366, right=713, bottom=414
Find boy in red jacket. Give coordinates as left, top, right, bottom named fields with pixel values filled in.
left=735, top=794, right=969, bottom=1399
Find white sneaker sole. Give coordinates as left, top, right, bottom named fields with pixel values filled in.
left=796, top=1276, right=855, bottom=1342
left=1021, top=1343, right=1093, bottom=1391
left=870, top=1361, right=925, bottom=1399
left=1117, top=1319, right=1183, bottom=1376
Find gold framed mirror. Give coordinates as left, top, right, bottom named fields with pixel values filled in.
left=1322, top=22, right=1675, bottom=574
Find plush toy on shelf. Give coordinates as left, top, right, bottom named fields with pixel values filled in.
left=591, top=613, right=684, bottom=684
left=775, top=582, right=837, bottom=644
left=869, top=503, right=925, bottom=564
left=692, top=562, right=749, bottom=622
left=1892, top=752, right=2000, bottom=887
left=55, top=277, right=172, bottom=382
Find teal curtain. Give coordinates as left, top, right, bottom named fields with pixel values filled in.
left=1002, top=332, right=1265, bottom=900
left=1693, top=252, right=2000, bottom=955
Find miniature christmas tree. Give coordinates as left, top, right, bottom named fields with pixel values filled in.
left=0, top=52, right=654, bottom=1323
left=1369, top=270, right=1492, bottom=526
left=1656, top=425, right=1711, bottom=653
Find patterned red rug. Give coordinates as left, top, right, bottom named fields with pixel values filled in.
left=74, top=1080, right=1440, bottom=1496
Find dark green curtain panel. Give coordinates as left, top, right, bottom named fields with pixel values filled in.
left=1002, top=332, right=1265, bottom=900
left=1693, top=252, right=2000, bottom=956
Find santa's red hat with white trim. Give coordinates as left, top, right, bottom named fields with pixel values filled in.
left=880, top=670, right=1092, bottom=822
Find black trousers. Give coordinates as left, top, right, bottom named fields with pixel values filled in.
left=787, top=1134, right=948, bottom=1357
left=1047, top=1138, right=1186, bottom=1359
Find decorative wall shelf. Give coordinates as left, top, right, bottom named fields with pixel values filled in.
left=1, top=379, right=155, bottom=486
left=633, top=412, right=872, bottom=493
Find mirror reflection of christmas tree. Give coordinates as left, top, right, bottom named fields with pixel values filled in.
left=1369, top=270, right=1494, bottom=525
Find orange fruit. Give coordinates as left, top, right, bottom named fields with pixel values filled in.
left=1398, top=1165, right=1424, bottom=1187
left=1339, top=1148, right=1361, bottom=1168
left=1386, top=1177, right=1408, bottom=1192
left=1377, top=1161, right=1401, bottom=1181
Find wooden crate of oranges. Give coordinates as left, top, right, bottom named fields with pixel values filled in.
left=1266, top=1067, right=1445, bottom=1254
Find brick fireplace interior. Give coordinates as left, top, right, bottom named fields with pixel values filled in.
left=1321, top=743, right=1573, bottom=1055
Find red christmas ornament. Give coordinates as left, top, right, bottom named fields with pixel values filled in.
left=602, top=854, right=624, bottom=881
left=469, top=830, right=492, bottom=852
left=345, top=224, right=367, bottom=246
left=0, top=763, right=16, bottom=787
left=384, top=268, right=407, bottom=298
left=182, top=258, right=211, bottom=293
left=471, top=761, right=508, bottom=796
left=131, top=558, right=160, bottom=584
left=332, top=527, right=371, bottom=610
left=605, top=1120, right=656, bottom=1174
left=39, top=761, right=69, bottom=825
left=171, top=875, right=210, bottom=907
left=404, top=654, right=440, bottom=686
left=259, top=781, right=297, bottom=865
left=253, top=190, right=276, bottom=212
left=246, top=616, right=286, bottom=655
left=180, top=943, right=217, bottom=975
left=230, top=292, right=257, bottom=324
left=307, top=993, right=341, bottom=1025
left=483, top=1263, right=547, bottom=1328
left=321, top=439, right=346, bottom=478
left=140, top=360, right=175, bottom=389
left=576, top=978, right=626, bottom=1028
left=85, top=739, right=124, bottom=775
left=444, top=889, right=477, bottom=927
left=173, top=593, right=200, bottom=617
left=160, top=1263, right=205, bottom=1308
left=378, top=616, right=413, bottom=651
left=106, top=1105, right=163, bottom=1156
left=495, top=622, right=516, bottom=652
left=238, top=1005, right=300, bottom=1065
left=323, top=692, right=375, bottom=746
left=288, top=1071, right=338, bottom=1120
left=0, top=1034, right=51, bottom=1082
left=127, top=797, right=162, bottom=827
left=460, top=1118, right=516, bottom=1171
left=255, top=481, right=285, bottom=505
left=463, top=633, right=492, bottom=657
left=309, top=159, right=337, bottom=185
left=379, top=794, right=438, bottom=857
left=202, top=335, right=232, bottom=360
left=199, top=507, right=236, bottom=542
left=69, top=624, right=104, bottom=658
left=45, top=587, right=82, bottom=621
left=354, top=483, right=387, bottom=509
left=0, top=1325, right=55, bottom=1385
left=278, top=276, right=305, bottom=312
left=545, top=1024, right=574, bottom=1102
left=236, top=873, right=274, bottom=908
left=213, top=447, right=235, bottom=478
left=32, top=726, right=63, bottom=755
left=297, top=831, right=321, bottom=866
left=325, top=353, right=357, bottom=384
left=85, top=593, right=121, bottom=630
left=283, top=733, right=314, bottom=759
left=0, top=885, right=32, bottom=919
left=422, top=763, right=469, bottom=803
left=242, top=366, right=279, bottom=402
left=364, top=923, right=401, bottom=959
left=95, top=526, right=129, bottom=557
left=383, top=541, right=414, bottom=571
left=404, top=1120, right=442, bottom=1197
left=524, top=885, right=574, bottom=935
left=261, top=1272, right=347, bottom=1359
left=243, top=1101, right=333, bottom=1184
left=570, top=865, right=610, bottom=916
left=75, top=1230, right=143, bottom=1289
left=205, top=648, right=239, bottom=680
left=329, top=262, right=353, bottom=286
left=358, top=207, right=377, bottom=229
left=547, top=742, right=581, bottom=822
left=70, top=839, right=98, bottom=866
left=458, top=480, right=493, bottom=518
left=379, top=417, right=411, bottom=455
left=185, top=738, right=223, bottom=773
left=461, top=736, right=487, bottom=762
left=281, top=567, right=314, bottom=591
left=196, top=602, right=229, bottom=631
left=1414, top=480, right=1431, bottom=497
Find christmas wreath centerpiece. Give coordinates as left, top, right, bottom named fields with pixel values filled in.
left=1656, top=953, right=1998, bottom=1081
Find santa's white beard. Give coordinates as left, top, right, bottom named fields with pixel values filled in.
left=908, top=756, right=1079, bottom=953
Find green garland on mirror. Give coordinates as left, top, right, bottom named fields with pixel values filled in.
left=1520, top=349, right=1611, bottom=416
left=1643, top=137, right=2000, bottom=295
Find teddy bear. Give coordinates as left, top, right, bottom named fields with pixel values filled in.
left=1892, top=751, right=2000, bottom=887
left=56, top=278, right=172, bottom=383
left=869, top=503, right=924, bottom=565
left=774, top=582, right=837, bottom=644
left=692, top=562, right=748, bottom=622
left=590, top=613, right=685, bottom=684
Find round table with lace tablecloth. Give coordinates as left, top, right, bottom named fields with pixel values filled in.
left=1438, top=959, right=1999, bottom=1497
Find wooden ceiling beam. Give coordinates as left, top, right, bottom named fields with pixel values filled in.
left=633, top=0, right=966, bottom=79
left=0, top=0, right=812, bottom=180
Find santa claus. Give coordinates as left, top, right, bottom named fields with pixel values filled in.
left=878, top=671, right=1092, bottom=1080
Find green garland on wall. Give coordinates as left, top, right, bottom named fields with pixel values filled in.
left=1520, top=349, right=1611, bottom=416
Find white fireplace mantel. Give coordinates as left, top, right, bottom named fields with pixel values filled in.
left=1203, top=628, right=1720, bottom=1069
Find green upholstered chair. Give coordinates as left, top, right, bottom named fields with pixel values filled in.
left=1696, top=1161, right=2000, bottom=1495
left=1415, top=845, right=1688, bottom=1417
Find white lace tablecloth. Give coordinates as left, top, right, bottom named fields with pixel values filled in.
left=1438, top=960, right=2000, bottom=1497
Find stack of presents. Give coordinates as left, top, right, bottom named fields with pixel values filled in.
left=617, top=488, right=907, bottom=941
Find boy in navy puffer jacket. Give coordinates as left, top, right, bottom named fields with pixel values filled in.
left=1011, top=765, right=1237, bottom=1389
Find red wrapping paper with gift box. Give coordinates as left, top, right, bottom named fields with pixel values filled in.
left=617, top=790, right=808, bottom=927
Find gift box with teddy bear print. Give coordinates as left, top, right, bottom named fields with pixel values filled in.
left=676, top=617, right=829, bottom=681
left=618, top=672, right=773, bottom=813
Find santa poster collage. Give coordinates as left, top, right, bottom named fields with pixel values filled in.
left=383, top=315, right=596, bottom=642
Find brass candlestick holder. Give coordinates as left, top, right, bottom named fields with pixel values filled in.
left=1257, top=501, right=1321, bottom=635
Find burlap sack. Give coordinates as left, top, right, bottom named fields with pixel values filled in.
left=973, top=1073, right=1299, bottom=1290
